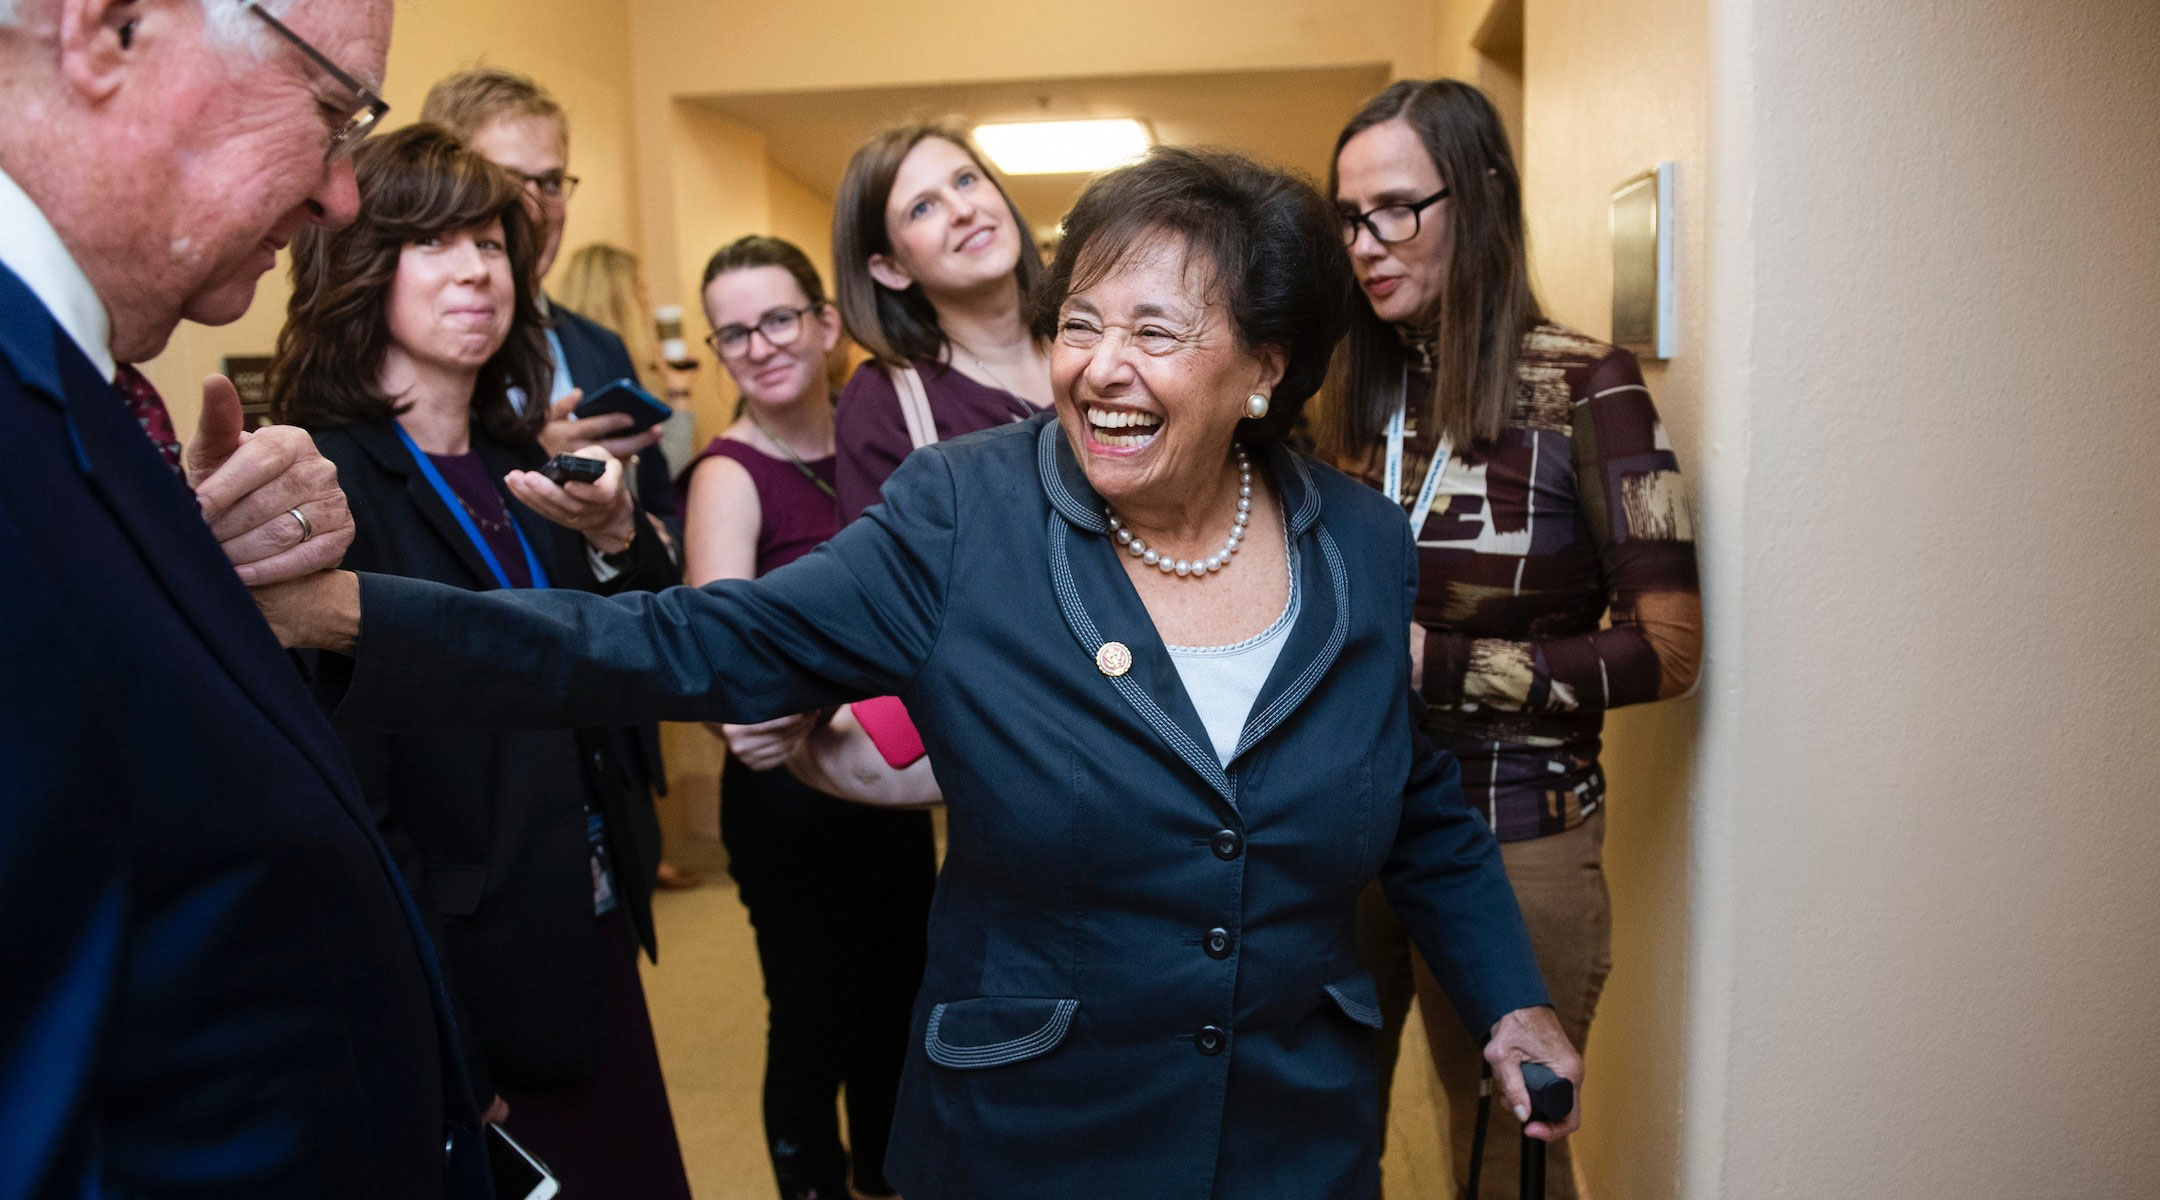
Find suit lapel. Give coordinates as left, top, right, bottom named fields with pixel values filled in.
left=22, top=303, right=374, bottom=833
left=1228, top=450, right=1350, bottom=764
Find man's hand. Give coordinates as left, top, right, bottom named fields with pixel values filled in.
left=502, top=447, right=637, bottom=554
left=715, top=713, right=818, bottom=772
left=1485, top=1005, right=1584, bottom=1141
left=187, top=374, right=354, bottom=585
left=251, top=569, right=362, bottom=654
left=536, top=389, right=664, bottom=460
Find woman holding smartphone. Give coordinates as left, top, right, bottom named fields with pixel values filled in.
left=681, top=235, right=933, bottom=1200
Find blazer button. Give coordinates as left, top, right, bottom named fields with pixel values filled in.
left=1211, top=829, right=1243, bottom=860
left=1204, top=927, right=1232, bottom=959
left=1196, top=1025, right=1227, bottom=1055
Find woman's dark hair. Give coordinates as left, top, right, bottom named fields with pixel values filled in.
left=270, top=123, right=549, bottom=441
left=701, top=234, right=828, bottom=307
left=1031, top=145, right=1355, bottom=446
left=831, top=124, right=1042, bottom=366
left=1322, top=79, right=1541, bottom=459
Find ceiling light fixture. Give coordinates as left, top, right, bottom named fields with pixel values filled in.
left=973, top=118, right=1153, bottom=175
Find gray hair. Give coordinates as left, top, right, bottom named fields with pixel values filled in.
left=0, top=0, right=295, bottom=46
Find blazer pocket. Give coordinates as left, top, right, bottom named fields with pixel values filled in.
left=924, top=996, right=1080, bottom=1070
left=423, top=864, right=488, bottom=917
left=1322, top=968, right=1386, bottom=1030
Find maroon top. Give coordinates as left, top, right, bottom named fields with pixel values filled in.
left=833, top=359, right=1036, bottom=523
left=426, top=450, right=533, bottom=588
left=688, top=436, right=839, bottom=577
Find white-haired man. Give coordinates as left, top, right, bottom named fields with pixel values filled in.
left=0, top=1, right=488, bottom=1195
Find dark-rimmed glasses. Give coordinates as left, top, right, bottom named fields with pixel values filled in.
left=245, top=1, right=388, bottom=161
left=507, top=169, right=582, bottom=202
left=707, top=305, right=819, bottom=359
left=1339, top=187, right=1451, bottom=246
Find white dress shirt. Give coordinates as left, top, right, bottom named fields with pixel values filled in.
left=0, top=164, right=117, bottom=381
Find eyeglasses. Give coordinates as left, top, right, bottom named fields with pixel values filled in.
left=1339, top=187, right=1451, bottom=246
left=706, top=305, right=818, bottom=359
left=509, top=169, right=581, bottom=202
left=245, top=2, right=388, bottom=161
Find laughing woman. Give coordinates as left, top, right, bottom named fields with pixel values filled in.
left=255, top=147, right=1581, bottom=1199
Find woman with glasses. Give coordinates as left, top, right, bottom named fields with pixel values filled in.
left=1327, top=80, right=1701, bottom=1199
left=681, top=235, right=933, bottom=1200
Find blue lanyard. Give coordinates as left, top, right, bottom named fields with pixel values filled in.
left=394, top=423, right=551, bottom=590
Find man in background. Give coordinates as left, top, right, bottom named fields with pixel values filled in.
left=0, top=1, right=486, bottom=1194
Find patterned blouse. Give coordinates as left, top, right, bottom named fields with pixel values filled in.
left=1351, top=323, right=1701, bottom=842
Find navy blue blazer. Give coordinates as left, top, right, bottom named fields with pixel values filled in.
left=331, top=414, right=1549, bottom=1199
left=0, top=263, right=487, bottom=1197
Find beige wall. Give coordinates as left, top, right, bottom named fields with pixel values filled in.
left=1688, top=0, right=2160, bottom=1196
left=141, top=0, right=643, bottom=439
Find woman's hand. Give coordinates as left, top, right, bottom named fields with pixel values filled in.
left=502, top=448, right=637, bottom=555
left=1485, top=1005, right=1584, bottom=1141
left=537, top=389, right=665, bottom=460
left=1409, top=621, right=1427, bottom=691
left=716, top=713, right=818, bottom=771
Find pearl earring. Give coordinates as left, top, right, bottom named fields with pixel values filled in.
left=1246, top=393, right=1270, bottom=420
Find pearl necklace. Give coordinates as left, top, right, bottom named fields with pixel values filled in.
left=1105, top=447, right=1252, bottom=579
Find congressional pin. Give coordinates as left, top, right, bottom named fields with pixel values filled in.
left=1096, top=641, right=1133, bottom=678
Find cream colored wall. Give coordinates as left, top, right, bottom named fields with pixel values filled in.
left=141, top=0, right=642, bottom=439
left=1687, top=0, right=2160, bottom=1195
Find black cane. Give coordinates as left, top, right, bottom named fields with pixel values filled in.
left=1518, top=1062, right=1574, bottom=1200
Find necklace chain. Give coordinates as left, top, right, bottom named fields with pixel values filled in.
left=1104, top=447, right=1253, bottom=581
left=950, top=339, right=1035, bottom=405
left=748, top=410, right=837, bottom=500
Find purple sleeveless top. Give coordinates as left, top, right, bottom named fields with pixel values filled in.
left=690, top=436, right=839, bottom=577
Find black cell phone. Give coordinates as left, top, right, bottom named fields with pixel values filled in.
left=540, top=454, right=607, bottom=486
left=572, top=376, right=672, bottom=434
left=487, top=1124, right=559, bottom=1200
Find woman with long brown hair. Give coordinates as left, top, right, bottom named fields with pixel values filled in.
left=1329, top=79, right=1700, bottom=1199
left=829, top=123, right=1051, bottom=523
left=269, top=123, right=690, bottom=1198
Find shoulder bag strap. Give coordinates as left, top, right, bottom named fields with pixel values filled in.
left=886, top=364, right=939, bottom=451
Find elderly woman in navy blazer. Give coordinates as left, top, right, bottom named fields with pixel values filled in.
left=262, top=147, right=1583, bottom=1199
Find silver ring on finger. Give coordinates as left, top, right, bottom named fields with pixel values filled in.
left=290, top=507, right=313, bottom=543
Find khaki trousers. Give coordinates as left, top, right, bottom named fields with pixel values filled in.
left=1356, top=810, right=1611, bottom=1200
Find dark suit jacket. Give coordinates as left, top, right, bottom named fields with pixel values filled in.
left=306, top=419, right=673, bottom=1094
left=0, top=267, right=487, bottom=1196
left=327, top=413, right=1550, bottom=1199
left=549, top=302, right=679, bottom=801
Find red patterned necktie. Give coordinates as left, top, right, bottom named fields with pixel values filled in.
left=114, top=363, right=185, bottom=479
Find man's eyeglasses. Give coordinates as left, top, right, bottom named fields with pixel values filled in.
left=1339, top=187, right=1451, bottom=246
left=245, top=2, right=388, bottom=161
left=707, top=306, right=819, bottom=359
left=509, top=170, right=582, bottom=202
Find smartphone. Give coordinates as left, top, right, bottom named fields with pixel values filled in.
left=850, top=695, right=927, bottom=769
left=488, top=1124, right=559, bottom=1200
left=540, top=453, right=607, bottom=486
left=572, top=376, right=673, bottom=434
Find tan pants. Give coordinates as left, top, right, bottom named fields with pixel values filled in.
left=1356, top=810, right=1612, bottom=1200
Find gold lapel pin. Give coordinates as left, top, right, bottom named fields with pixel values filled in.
left=1096, top=641, right=1133, bottom=678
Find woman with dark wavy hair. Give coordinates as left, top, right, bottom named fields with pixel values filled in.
left=269, top=122, right=689, bottom=1198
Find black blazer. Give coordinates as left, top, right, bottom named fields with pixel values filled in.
left=307, top=418, right=674, bottom=1094
left=0, top=264, right=488, bottom=1195
left=331, top=414, right=1551, bottom=1199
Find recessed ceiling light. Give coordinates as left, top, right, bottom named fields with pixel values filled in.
left=973, top=119, right=1153, bottom=176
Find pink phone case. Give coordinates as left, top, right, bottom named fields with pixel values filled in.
left=850, top=695, right=926, bottom=769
